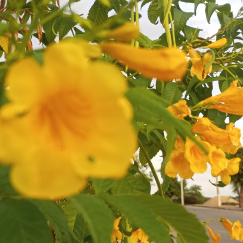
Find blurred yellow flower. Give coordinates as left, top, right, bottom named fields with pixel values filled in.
left=204, top=38, right=227, bottom=49
left=101, top=43, right=188, bottom=81
left=131, top=229, right=149, bottom=243
left=104, top=22, right=140, bottom=42
left=184, top=136, right=211, bottom=173
left=0, top=36, right=9, bottom=53
left=197, top=80, right=243, bottom=116
left=222, top=218, right=243, bottom=241
left=165, top=137, right=194, bottom=179
left=188, top=47, right=212, bottom=81
left=0, top=40, right=137, bottom=199
left=111, top=217, right=123, bottom=242
left=218, top=157, right=241, bottom=185
left=206, top=226, right=220, bottom=243
left=167, top=100, right=191, bottom=120
left=191, top=117, right=241, bottom=154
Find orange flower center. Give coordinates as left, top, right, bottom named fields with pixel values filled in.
left=31, top=89, right=94, bottom=149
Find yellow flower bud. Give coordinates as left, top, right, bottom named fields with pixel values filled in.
left=204, top=38, right=227, bottom=49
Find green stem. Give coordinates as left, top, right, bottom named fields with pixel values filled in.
left=169, top=12, right=176, bottom=47
left=162, top=0, right=172, bottom=48
left=139, top=139, right=164, bottom=197
left=125, top=219, right=131, bottom=243
left=135, top=0, right=139, bottom=48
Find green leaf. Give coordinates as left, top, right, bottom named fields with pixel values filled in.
left=217, top=12, right=231, bottom=27
left=99, top=193, right=171, bottom=243
left=92, top=178, right=115, bottom=193
left=205, top=2, right=218, bottom=23
left=43, top=13, right=59, bottom=43
left=207, top=109, right=226, bottom=129
left=185, top=75, right=199, bottom=97
left=112, top=172, right=151, bottom=194
left=228, top=114, right=242, bottom=123
left=148, top=0, right=162, bottom=24
left=209, top=180, right=226, bottom=187
left=184, top=25, right=200, bottom=42
left=70, top=194, right=113, bottom=243
left=217, top=3, right=231, bottom=16
left=128, top=196, right=209, bottom=243
left=141, top=0, right=153, bottom=9
left=111, top=0, right=122, bottom=12
left=139, top=142, right=160, bottom=166
left=0, top=165, right=19, bottom=197
left=29, top=200, right=69, bottom=243
left=161, top=83, right=182, bottom=105
left=195, top=76, right=226, bottom=91
left=87, top=0, right=109, bottom=26
left=126, top=88, right=207, bottom=153
left=173, top=8, right=193, bottom=33
left=129, top=76, right=150, bottom=87
left=0, top=198, right=53, bottom=243
left=58, top=17, right=76, bottom=40
left=194, top=0, right=201, bottom=14
left=73, top=214, right=86, bottom=243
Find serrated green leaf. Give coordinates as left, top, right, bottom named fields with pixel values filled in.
left=43, top=14, right=59, bottom=43
left=195, top=76, right=226, bottom=91
left=58, top=200, right=78, bottom=230
left=29, top=200, right=69, bottom=243
left=205, top=2, right=218, bottom=23
left=148, top=0, right=162, bottom=24
left=58, top=17, right=76, bottom=40
left=184, top=25, right=200, bottom=42
left=173, top=8, right=193, bottom=33
left=0, top=165, right=18, bottom=196
left=129, top=76, right=150, bottom=87
left=207, top=109, right=226, bottom=129
left=194, top=0, right=201, bottom=14
left=0, top=198, right=53, bottom=243
left=141, top=0, right=153, bottom=9
left=127, top=196, right=209, bottom=243
left=73, top=214, right=85, bottom=243
left=70, top=194, right=113, bottom=243
left=185, top=75, right=199, bottom=97
left=99, top=193, right=171, bottom=243
left=139, top=142, right=160, bottom=166
left=112, top=172, right=151, bottom=194
left=126, top=88, right=207, bottom=153
left=217, top=3, right=231, bottom=16
left=92, top=178, right=115, bottom=193
left=161, top=82, right=182, bottom=105
left=87, top=0, right=109, bottom=26
left=111, top=0, right=122, bottom=12
left=229, top=114, right=242, bottom=123
left=217, top=12, right=231, bottom=27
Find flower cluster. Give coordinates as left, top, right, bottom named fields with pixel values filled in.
left=166, top=101, right=241, bottom=184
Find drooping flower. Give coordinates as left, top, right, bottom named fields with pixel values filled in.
left=218, top=157, right=241, bottom=185
left=196, top=80, right=243, bottom=116
left=99, top=22, right=140, bottom=42
left=101, top=42, right=188, bottom=81
left=167, top=100, right=191, bottom=120
left=0, top=40, right=137, bottom=199
left=188, top=47, right=212, bottom=81
left=209, top=146, right=227, bottom=177
left=221, top=218, right=243, bottom=240
left=184, top=136, right=211, bottom=173
left=191, top=117, right=241, bottom=154
left=206, top=226, right=221, bottom=243
left=165, top=137, right=194, bottom=179
left=204, top=38, right=227, bottom=49
left=111, top=217, right=123, bottom=242
left=131, top=229, right=149, bottom=243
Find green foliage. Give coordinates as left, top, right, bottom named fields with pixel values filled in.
left=0, top=198, right=54, bottom=243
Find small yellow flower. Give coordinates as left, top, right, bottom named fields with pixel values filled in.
left=104, top=22, right=140, bottom=42
left=222, top=218, right=243, bottom=240
left=188, top=47, right=212, bottom=81
left=197, top=80, right=243, bottom=116
left=204, top=38, right=227, bottom=49
left=101, top=43, right=188, bottom=81
left=191, top=117, right=241, bottom=154
left=111, top=217, right=123, bottom=242
left=218, top=157, right=241, bottom=185
left=206, top=226, right=220, bottom=243
left=131, top=229, right=149, bottom=243
left=0, top=40, right=137, bottom=199
left=167, top=100, right=191, bottom=120
left=184, top=136, right=211, bottom=173
left=165, top=137, right=194, bottom=179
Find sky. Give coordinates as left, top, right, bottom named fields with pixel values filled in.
left=57, top=0, right=243, bottom=197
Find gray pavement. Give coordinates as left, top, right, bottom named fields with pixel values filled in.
left=185, top=205, right=243, bottom=243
